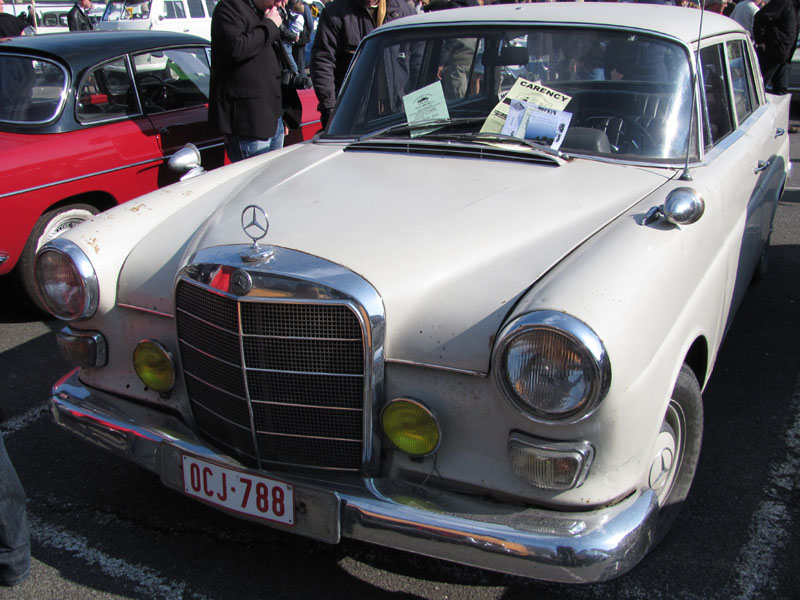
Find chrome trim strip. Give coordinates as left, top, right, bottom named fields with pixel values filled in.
left=255, top=430, right=361, bottom=443
left=251, top=399, right=362, bottom=411
left=50, top=372, right=659, bottom=583
left=0, top=141, right=225, bottom=201
left=385, top=357, right=486, bottom=377
left=246, top=366, right=363, bottom=378
left=119, top=303, right=175, bottom=318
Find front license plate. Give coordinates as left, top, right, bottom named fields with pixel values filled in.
left=182, top=455, right=294, bottom=525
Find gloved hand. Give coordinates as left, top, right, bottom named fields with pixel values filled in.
left=320, top=108, right=332, bottom=129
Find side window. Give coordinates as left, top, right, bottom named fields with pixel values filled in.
left=727, top=39, right=757, bottom=125
left=205, top=0, right=217, bottom=17
left=163, top=0, right=186, bottom=18
left=76, top=58, right=137, bottom=124
left=133, top=47, right=210, bottom=113
left=700, top=44, right=734, bottom=149
left=187, top=0, right=205, bottom=18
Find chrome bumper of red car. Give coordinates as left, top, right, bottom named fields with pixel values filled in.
left=50, top=369, right=658, bottom=584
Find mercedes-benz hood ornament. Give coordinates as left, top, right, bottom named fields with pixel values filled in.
left=240, top=204, right=274, bottom=262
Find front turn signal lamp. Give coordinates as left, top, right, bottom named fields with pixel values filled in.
left=133, top=340, right=175, bottom=393
left=508, top=433, right=594, bottom=490
left=381, top=398, right=440, bottom=456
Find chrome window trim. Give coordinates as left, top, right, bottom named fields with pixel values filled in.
left=0, top=53, right=69, bottom=126
left=176, top=245, right=386, bottom=475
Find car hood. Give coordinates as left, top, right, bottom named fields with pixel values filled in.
left=117, top=142, right=673, bottom=373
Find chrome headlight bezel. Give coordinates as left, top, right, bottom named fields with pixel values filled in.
left=492, top=310, right=611, bottom=423
left=34, top=237, right=99, bottom=321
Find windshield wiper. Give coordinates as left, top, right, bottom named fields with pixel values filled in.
left=439, top=131, right=567, bottom=161
left=355, top=117, right=488, bottom=142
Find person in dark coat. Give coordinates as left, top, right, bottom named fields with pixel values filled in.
left=309, top=0, right=415, bottom=128
left=0, top=431, right=30, bottom=587
left=0, top=12, right=26, bottom=37
left=209, top=0, right=286, bottom=161
left=67, top=0, right=94, bottom=31
left=753, top=0, right=800, bottom=95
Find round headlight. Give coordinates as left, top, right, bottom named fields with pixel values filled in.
left=34, top=239, right=98, bottom=321
left=381, top=398, right=440, bottom=456
left=494, top=311, right=610, bottom=422
left=133, top=340, right=175, bottom=393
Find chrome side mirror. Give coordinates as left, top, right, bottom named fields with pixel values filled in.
left=644, top=187, right=705, bottom=226
left=168, top=143, right=205, bottom=181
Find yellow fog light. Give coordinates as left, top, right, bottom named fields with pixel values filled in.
left=508, top=434, right=594, bottom=490
left=133, top=340, right=175, bottom=393
left=381, top=398, right=440, bottom=456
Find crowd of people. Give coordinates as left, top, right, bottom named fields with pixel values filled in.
left=1, top=0, right=798, bottom=588
left=205, top=0, right=800, bottom=162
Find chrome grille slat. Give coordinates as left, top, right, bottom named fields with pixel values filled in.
left=176, top=277, right=367, bottom=473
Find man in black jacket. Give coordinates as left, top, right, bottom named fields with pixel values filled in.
left=67, top=0, right=94, bottom=31
left=309, top=0, right=415, bottom=128
left=753, top=0, right=800, bottom=95
left=209, top=0, right=286, bottom=161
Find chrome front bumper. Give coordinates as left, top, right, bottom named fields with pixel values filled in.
left=51, top=369, right=659, bottom=584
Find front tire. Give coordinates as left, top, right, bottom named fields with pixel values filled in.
left=648, top=364, right=704, bottom=547
left=17, top=204, right=98, bottom=314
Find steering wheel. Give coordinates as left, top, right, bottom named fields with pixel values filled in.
left=136, top=74, right=175, bottom=112
left=584, top=111, right=658, bottom=154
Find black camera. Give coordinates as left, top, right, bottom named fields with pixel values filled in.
left=281, top=69, right=312, bottom=90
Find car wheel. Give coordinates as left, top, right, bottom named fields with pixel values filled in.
left=17, top=203, right=99, bottom=313
left=647, top=364, right=704, bottom=547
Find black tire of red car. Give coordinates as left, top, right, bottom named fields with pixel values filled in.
left=17, top=203, right=99, bottom=314
left=648, top=363, right=704, bottom=548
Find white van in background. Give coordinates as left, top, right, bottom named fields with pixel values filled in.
left=97, top=0, right=216, bottom=40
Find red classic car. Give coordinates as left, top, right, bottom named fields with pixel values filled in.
left=0, top=30, right=321, bottom=310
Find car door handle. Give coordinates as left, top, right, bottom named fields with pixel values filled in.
left=159, top=127, right=170, bottom=135
left=754, top=160, right=770, bottom=173
left=775, top=127, right=786, bottom=137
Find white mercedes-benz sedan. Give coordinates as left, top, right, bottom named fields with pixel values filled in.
left=34, top=3, right=789, bottom=583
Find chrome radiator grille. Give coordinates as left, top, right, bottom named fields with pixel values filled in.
left=175, top=279, right=366, bottom=473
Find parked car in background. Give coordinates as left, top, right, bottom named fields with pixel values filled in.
left=98, top=0, right=215, bottom=39
left=0, top=31, right=225, bottom=310
left=35, top=3, right=788, bottom=584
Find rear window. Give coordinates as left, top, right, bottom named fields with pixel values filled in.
left=0, top=55, right=67, bottom=124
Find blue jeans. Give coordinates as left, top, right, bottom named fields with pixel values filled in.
left=0, top=433, right=30, bottom=587
left=224, top=118, right=285, bottom=163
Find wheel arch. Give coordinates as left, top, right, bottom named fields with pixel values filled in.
left=683, top=336, right=709, bottom=389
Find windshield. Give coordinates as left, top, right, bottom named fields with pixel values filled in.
left=103, top=0, right=153, bottom=21
left=0, top=56, right=67, bottom=124
left=328, top=25, right=696, bottom=163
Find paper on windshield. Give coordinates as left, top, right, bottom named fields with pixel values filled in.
left=402, top=81, right=450, bottom=138
left=481, top=78, right=572, bottom=134
left=501, top=99, right=573, bottom=151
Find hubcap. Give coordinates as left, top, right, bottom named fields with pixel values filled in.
left=649, top=401, right=684, bottom=506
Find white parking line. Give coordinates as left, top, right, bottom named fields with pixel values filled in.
left=29, top=514, right=211, bottom=600
left=730, top=371, right=800, bottom=599
left=1, top=403, right=49, bottom=435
